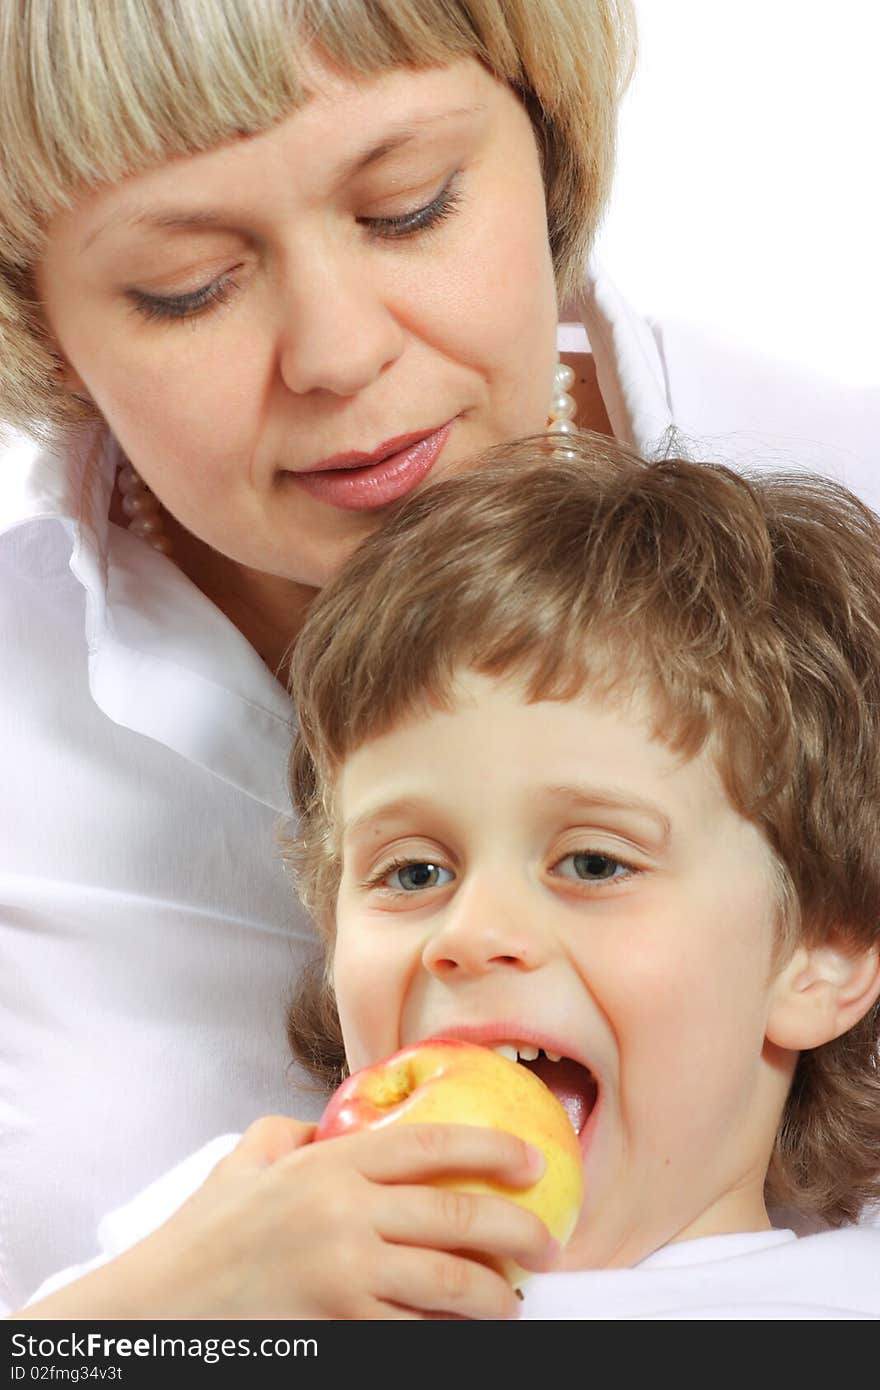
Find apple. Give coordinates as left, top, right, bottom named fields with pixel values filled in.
left=314, top=1037, right=584, bottom=1288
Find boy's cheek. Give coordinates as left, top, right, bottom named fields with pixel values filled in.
left=332, top=934, right=407, bottom=1071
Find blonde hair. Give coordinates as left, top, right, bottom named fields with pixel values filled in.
left=0, top=0, right=635, bottom=435
left=285, top=433, right=880, bottom=1225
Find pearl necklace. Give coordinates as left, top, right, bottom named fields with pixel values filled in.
left=547, top=361, right=578, bottom=436
left=116, top=462, right=173, bottom=556
left=118, top=360, right=577, bottom=559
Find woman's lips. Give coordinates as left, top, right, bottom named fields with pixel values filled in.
left=291, top=419, right=454, bottom=511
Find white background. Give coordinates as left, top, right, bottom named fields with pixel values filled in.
left=595, top=0, right=879, bottom=387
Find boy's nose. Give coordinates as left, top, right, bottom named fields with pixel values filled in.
left=421, top=881, right=548, bottom=978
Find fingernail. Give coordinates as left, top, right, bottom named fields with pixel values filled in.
left=522, top=1236, right=560, bottom=1273
left=526, top=1144, right=546, bottom=1178
left=540, top=1237, right=561, bottom=1270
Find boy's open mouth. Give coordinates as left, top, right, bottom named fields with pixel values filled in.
left=492, top=1043, right=599, bottom=1137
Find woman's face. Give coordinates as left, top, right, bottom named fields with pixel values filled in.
left=36, top=59, right=559, bottom=587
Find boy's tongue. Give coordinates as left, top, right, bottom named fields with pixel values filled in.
left=519, top=1055, right=597, bottom=1135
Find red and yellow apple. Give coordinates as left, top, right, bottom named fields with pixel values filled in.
left=315, top=1037, right=584, bottom=1287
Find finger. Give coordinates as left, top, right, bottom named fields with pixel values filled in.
left=227, top=1115, right=317, bottom=1167
left=351, top=1301, right=458, bottom=1321
left=376, top=1245, right=523, bottom=1321
left=341, top=1123, right=546, bottom=1187
left=369, top=1302, right=427, bottom=1320
left=374, top=1185, right=559, bottom=1273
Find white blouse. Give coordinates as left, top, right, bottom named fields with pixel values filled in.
left=0, top=427, right=326, bottom=1312
left=2, top=265, right=877, bottom=1312
left=29, top=1133, right=880, bottom=1318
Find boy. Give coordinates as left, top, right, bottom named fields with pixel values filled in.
left=25, top=435, right=880, bottom=1319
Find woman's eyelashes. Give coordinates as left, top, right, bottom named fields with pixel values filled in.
left=125, top=175, right=464, bottom=324
left=359, top=174, right=463, bottom=241
left=126, top=272, right=242, bottom=325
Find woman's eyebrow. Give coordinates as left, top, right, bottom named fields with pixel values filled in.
left=80, top=209, right=247, bottom=251
left=337, top=102, right=487, bottom=180
left=79, top=103, right=486, bottom=253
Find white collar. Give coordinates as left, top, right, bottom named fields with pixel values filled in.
left=565, top=262, right=675, bottom=452
left=1, top=422, right=294, bottom=810
left=637, top=1228, right=798, bottom=1270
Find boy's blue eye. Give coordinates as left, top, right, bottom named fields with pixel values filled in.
left=386, top=862, right=454, bottom=892
left=554, top=852, right=628, bottom=882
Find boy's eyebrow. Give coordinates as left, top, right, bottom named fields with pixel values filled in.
left=342, top=788, right=672, bottom=849
left=342, top=796, right=436, bottom=842
left=536, top=785, right=672, bottom=849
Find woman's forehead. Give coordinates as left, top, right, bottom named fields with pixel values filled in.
left=0, top=0, right=521, bottom=235
left=50, top=61, right=498, bottom=257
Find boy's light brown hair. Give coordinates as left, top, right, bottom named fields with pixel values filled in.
left=284, top=432, right=880, bottom=1226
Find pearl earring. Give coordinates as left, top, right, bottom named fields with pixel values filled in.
left=548, top=361, right=577, bottom=435
left=116, top=462, right=173, bottom=556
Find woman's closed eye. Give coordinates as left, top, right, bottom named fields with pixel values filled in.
left=359, top=174, right=463, bottom=241
left=126, top=175, right=464, bottom=325
left=550, top=850, right=638, bottom=886
left=126, top=272, right=242, bottom=325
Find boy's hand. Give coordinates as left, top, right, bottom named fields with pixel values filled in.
left=134, top=1115, right=559, bottom=1319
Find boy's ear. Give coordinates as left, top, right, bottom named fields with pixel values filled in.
left=766, top=937, right=880, bottom=1050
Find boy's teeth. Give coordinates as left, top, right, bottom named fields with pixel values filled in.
left=492, top=1042, right=565, bottom=1063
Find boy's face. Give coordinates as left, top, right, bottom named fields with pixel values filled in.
left=333, top=670, right=795, bottom=1268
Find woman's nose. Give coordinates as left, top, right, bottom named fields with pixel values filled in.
left=422, top=880, right=548, bottom=979
left=277, top=250, right=405, bottom=397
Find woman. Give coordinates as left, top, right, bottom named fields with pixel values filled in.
left=1, top=0, right=874, bottom=1317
